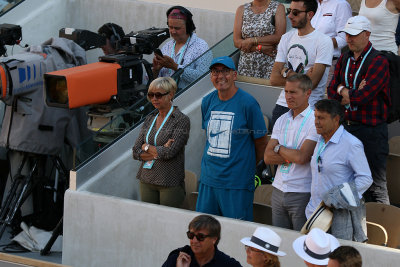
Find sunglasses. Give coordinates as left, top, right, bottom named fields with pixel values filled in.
left=287, top=8, right=308, bottom=16
left=186, top=231, right=211, bottom=241
left=210, top=68, right=231, bottom=76
left=147, top=91, right=169, bottom=99
left=318, top=156, right=322, bottom=173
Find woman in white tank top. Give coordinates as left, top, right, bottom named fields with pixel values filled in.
left=359, top=0, right=400, bottom=54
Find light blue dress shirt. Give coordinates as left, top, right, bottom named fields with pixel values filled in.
left=305, top=125, right=373, bottom=218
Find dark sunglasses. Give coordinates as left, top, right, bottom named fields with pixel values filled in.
left=317, top=156, right=322, bottom=173
left=287, top=8, right=308, bottom=16
left=147, top=91, right=169, bottom=99
left=186, top=231, right=210, bottom=241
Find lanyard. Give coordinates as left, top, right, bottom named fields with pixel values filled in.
left=146, top=106, right=174, bottom=146
left=315, top=138, right=328, bottom=163
left=344, top=46, right=372, bottom=89
left=283, top=108, right=312, bottom=149
left=170, top=35, right=191, bottom=75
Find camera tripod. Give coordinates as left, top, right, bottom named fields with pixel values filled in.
left=0, top=152, right=69, bottom=249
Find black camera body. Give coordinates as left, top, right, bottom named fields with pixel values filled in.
left=0, top=23, right=22, bottom=56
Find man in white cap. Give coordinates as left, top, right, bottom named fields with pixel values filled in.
left=327, top=16, right=391, bottom=204
left=293, top=227, right=340, bottom=267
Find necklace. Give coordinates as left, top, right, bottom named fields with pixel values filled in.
left=251, top=0, right=270, bottom=13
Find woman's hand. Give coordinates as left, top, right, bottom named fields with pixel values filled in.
left=176, top=252, right=191, bottom=267
left=164, top=139, right=175, bottom=147
left=154, top=54, right=178, bottom=71
left=240, top=38, right=254, bottom=53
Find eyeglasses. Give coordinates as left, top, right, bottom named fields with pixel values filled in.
left=287, top=8, right=308, bottom=16
left=245, top=245, right=264, bottom=253
left=147, top=91, right=169, bottom=99
left=210, top=68, right=231, bottom=76
left=317, top=156, right=322, bottom=173
left=186, top=231, right=210, bottom=241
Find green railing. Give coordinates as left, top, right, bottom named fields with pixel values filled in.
left=74, top=32, right=237, bottom=168
left=0, top=0, right=24, bottom=17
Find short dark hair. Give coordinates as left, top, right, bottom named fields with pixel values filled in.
left=166, top=6, right=196, bottom=35
left=315, top=99, right=344, bottom=123
left=188, top=215, right=221, bottom=245
left=329, top=246, right=362, bottom=267
left=98, top=23, right=125, bottom=49
left=287, top=73, right=313, bottom=92
left=291, top=0, right=318, bottom=14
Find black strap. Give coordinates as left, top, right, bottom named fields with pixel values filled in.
left=250, top=236, right=279, bottom=253
left=303, top=241, right=331, bottom=260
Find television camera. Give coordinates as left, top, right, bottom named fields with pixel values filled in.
left=0, top=23, right=22, bottom=56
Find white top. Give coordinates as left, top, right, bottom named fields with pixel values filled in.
left=275, top=29, right=333, bottom=108
left=305, top=126, right=373, bottom=218
left=271, top=106, right=319, bottom=193
left=311, top=0, right=352, bottom=57
left=359, top=0, right=399, bottom=53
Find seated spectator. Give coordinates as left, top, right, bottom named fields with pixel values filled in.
left=162, top=214, right=242, bottom=267
left=270, top=0, right=333, bottom=127
left=241, top=226, right=286, bottom=267
left=293, top=228, right=340, bottom=267
left=307, top=99, right=372, bottom=242
left=132, top=77, right=190, bottom=208
left=153, top=6, right=211, bottom=88
left=359, top=0, right=400, bottom=54
left=311, top=0, right=352, bottom=83
left=233, top=0, right=286, bottom=79
left=328, top=246, right=362, bottom=267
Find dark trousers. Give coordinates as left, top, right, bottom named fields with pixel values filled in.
left=344, top=123, right=389, bottom=204
left=271, top=104, right=290, bottom=130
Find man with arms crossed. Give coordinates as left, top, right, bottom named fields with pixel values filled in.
left=327, top=16, right=390, bottom=204
left=264, top=74, right=318, bottom=230
left=270, top=0, right=333, bottom=127
left=196, top=56, right=267, bottom=221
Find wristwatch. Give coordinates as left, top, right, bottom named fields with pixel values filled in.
left=144, top=144, right=150, bottom=152
left=282, top=68, right=291, bottom=78
left=274, top=144, right=282, bottom=153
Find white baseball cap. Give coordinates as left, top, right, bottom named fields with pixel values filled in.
left=339, top=16, right=371, bottom=36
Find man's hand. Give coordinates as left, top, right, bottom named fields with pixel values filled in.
left=164, top=139, right=174, bottom=147
left=176, top=252, right=191, bottom=267
left=154, top=54, right=178, bottom=71
left=340, top=87, right=350, bottom=105
left=358, top=79, right=366, bottom=90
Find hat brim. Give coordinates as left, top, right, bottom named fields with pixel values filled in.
left=241, top=237, right=286, bottom=256
left=339, top=28, right=364, bottom=36
left=301, top=202, right=333, bottom=234
left=292, top=234, right=340, bottom=265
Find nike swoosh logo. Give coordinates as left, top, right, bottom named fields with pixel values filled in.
left=210, top=130, right=226, bottom=137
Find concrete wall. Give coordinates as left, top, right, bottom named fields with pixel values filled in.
left=63, top=189, right=400, bottom=267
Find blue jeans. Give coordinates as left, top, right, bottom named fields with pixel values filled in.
left=344, top=123, right=389, bottom=204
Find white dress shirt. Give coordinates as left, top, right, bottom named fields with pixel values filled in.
left=271, top=106, right=319, bottom=193
left=311, top=0, right=352, bottom=58
left=305, top=125, right=373, bottom=218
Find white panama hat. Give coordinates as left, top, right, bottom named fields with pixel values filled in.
left=293, top=228, right=340, bottom=266
left=241, top=227, right=286, bottom=256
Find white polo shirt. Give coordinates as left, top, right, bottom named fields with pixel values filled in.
left=271, top=106, right=319, bottom=193
left=311, top=0, right=352, bottom=58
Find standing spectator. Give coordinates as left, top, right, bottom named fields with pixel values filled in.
left=311, top=0, right=352, bottom=83
left=293, top=228, right=340, bottom=267
left=328, top=246, right=362, bottom=267
left=270, top=0, right=333, bottom=127
left=233, top=0, right=286, bottom=79
left=196, top=56, right=267, bottom=221
left=162, top=215, right=242, bottom=267
left=396, top=17, right=400, bottom=54
left=241, top=226, right=286, bottom=267
left=327, top=16, right=391, bottom=204
left=132, top=77, right=190, bottom=208
left=264, top=74, right=318, bottom=231
left=359, top=0, right=400, bottom=54
left=307, top=99, right=372, bottom=241
left=153, top=6, right=211, bottom=88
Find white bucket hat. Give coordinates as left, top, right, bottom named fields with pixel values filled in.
left=241, top=227, right=286, bottom=256
left=293, top=228, right=340, bottom=266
